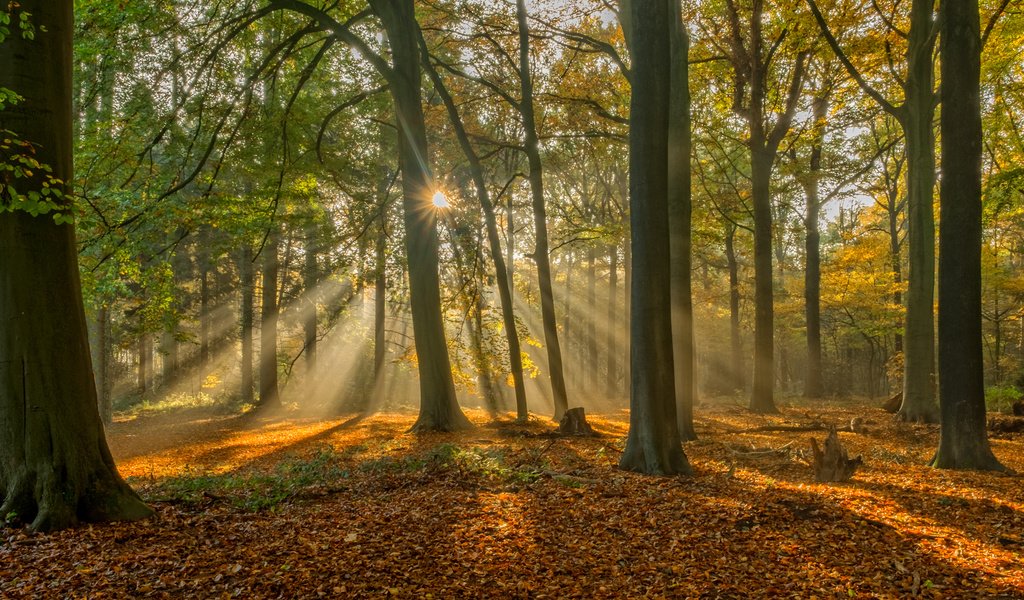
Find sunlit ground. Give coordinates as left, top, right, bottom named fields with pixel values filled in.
left=45, top=398, right=1015, bottom=598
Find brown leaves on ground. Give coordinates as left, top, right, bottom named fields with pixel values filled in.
left=2, top=398, right=1023, bottom=598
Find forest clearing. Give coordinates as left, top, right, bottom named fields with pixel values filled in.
left=2, top=398, right=1023, bottom=598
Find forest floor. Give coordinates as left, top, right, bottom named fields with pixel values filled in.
left=2, top=397, right=1023, bottom=599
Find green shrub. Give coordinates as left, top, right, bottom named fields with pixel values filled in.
left=985, top=385, right=1021, bottom=414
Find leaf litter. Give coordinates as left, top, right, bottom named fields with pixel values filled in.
left=2, top=398, right=1022, bottom=598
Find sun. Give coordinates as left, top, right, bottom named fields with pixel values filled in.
left=431, top=190, right=450, bottom=209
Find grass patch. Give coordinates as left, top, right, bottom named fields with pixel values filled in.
left=138, top=445, right=349, bottom=511
left=358, top=443, right=542, bottom=485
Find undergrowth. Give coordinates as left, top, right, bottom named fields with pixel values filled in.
left=136, top=443, right=547, bottom=512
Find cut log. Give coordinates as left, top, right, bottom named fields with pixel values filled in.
left=558, top=407, right=597, bottom=436
left=810, top=426, right=863, bottom=482
left=882, top=392, right=902, bottom=413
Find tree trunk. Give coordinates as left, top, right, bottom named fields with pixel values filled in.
left=750, top=147, right=777, bottom=412
left=0, top=0, right=151, bottom=531
left=587, top=246, right=598, bottom=383
left=619, top=0, right=691, bottom=476
left=374, top=219, right=387, bottom=402
left=669, top=5, right=697, bottom=440
left=138, top=333, right=150, bottom=395
left=304, top=223, right=318, bottom=374
left=516, top=0, right=570, bottom=421
left=260, top=225, right=281, bottom=408
left=887, top=197, right=904, bottom=355
left=371, top=0, right=471, bottom=431
left=898, top=0, right=939, bottom=423
left=239, top=246, right=255, bottom=405
left=199, top=232, right=211, bottom=368
left=606, top=243, right=619, bottom=397
left=930, top=0, right=1003, bottom=470
left=726, top=223, right=744, bottom=393
left=803, top=93, right=827, bottom=399
left=96, top=305, right=112, bottom=423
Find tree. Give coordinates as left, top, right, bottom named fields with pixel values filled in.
left=419, top=30, right=530, bottom=422
left=267, top=0, right=471, bottom=430
left=515, top=0, right=571, bottom=421
left=806, top=0, right=939, bottom=422
left=720, top=0, right=808, bottom=413
left=619, top=0, right=691, bottom=476
left=669, top=0, right=697, bottom=440
left=0, top=0, right=151, bottom=531
left=368, top=0, right=472, bottom=431
left=930, top=0, right=1004, bottom=470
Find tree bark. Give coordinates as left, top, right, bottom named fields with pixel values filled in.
left=199, top=229, right=211, bottom=368
left=726, top=222, right=744, bottom=392
left=239, top=246, right=255, bottom=405
left=750, top=146, right=777, bottom=412
left=606, top=243, right=619, bottom=397
left=259, top=225, right=281, bottom=408
left=304, top=223, right=318, bottom=374
left=587, top=245, right=598, bottom=384
left=930, top=0, right=1003, bottom=470
left=619, top=0, right=692, bottom=476
left=371, top=0, right=471, bottom=431
left=669, top=3, right=697, bottom=440
left=802, top=93, right=827, bottom=399
left=516, top=0, right=570, bottom=421
left=374, top=216, right=387, bottom=402
left=0, top=0, right=151, bottom=531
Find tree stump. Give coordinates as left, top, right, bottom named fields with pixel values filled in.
left=558, top=407, right=596, bottom=436
left=810, top=426, right=862, bottom=482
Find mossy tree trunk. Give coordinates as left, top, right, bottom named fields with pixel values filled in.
left=0, top=0, right=151, bottom=532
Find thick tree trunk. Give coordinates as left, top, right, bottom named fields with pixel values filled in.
left=239, top=246, right=255, bottom=405
left=931, top=0, right=1003, bottom=470
left=619, top=0, right=691, bottom=476
left=419, top=41, right=529, bottom=421
left=0, top=0, right=151, bottom=531
left=898, top=0, right=939, bottom=423
left=750, top=147, right=777, bottom=413
left=260, top=225, right=281, bottom=408
left=372, top=0, right=471, bottom=431
left=516, top=0, right=570, bottom=421
left=669, top=7, right=697, bottom=440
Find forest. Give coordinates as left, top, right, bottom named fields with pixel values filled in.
left=1, top=0, right=1023, bottom=597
